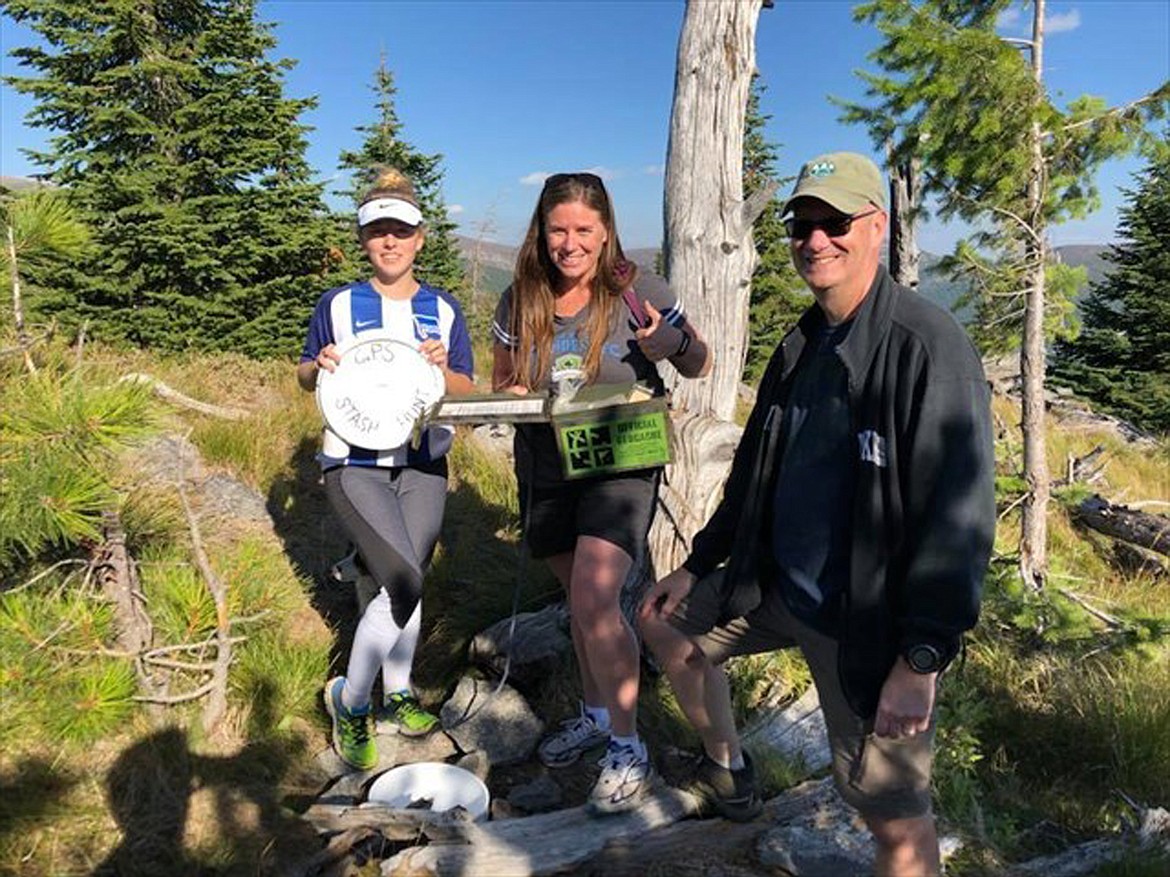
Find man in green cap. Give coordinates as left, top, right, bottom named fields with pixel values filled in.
left=640, top=151, right=995, bottom=875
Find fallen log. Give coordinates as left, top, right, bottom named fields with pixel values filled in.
left=1007, top=806, right=1170, bottom=876
left=1073, top=494, right=1170, bottom=558
left=574, top=778, right=859, bottom=877
left=301, top=801, right=478, bottom=844
left=381, top=785, right=702, bottom=876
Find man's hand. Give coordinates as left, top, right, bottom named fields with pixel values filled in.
left=639, top=568, right=697, bottom=622
left=873, top=658, right=937, bottom=739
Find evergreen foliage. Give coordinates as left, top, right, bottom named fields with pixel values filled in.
left=3, top=0, right=348, bottom=357
left=1051, top=153, right=1170, bottom=433
left=841, top=0, right=1168, bottom=352
left=0, top=187, right=91, bottom=283
left=0, top=361, right=158, bottom=569
left=336, top=57, right=466, bottom=298
left=742, top=76, right=808, bottom=383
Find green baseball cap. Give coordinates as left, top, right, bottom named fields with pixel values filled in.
left=781, top=152, right=887, bottom=216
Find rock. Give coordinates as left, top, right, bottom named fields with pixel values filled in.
left=197, top=472, right=269, bottom=522
left=490, top=798, right=521, bottom=821
left=454, top=751, right=490, bottom=783
left=137, top=434, right=206, bottom=484
left=507, top=774, right=564, bottom=814
left=742, top=685, right=831, bottom=774
left=756, top=778, right=874, bottom=876
left=440, top=676, right=543, bottom=767
left=468, top=603, right=572, bottom=686
left=310, top=750, right=380, bottom=806
left=381, top=729, right=459, bottom=766
left=471, top=422, right=515, bottom=460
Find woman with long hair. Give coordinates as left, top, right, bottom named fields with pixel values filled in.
left=492, top=172, right=711, bottom=812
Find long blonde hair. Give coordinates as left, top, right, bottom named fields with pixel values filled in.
left=506, top=173, right=638, bottom=389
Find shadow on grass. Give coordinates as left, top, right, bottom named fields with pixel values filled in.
left=266, top=436, right=356, bottom=675
left=0, top=758, right=76, bottom=867
left=92, top=684, right=320, bottom=875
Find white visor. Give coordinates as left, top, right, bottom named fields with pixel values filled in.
left=357, top=197, right=423, bottom=229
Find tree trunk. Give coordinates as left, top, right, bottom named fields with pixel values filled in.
left=1073, top=494, right=1170, bottom=558
left=6, top=223, right=36, bottom=374
left=1019, top=0, right=1049, bottom=590
left=651, top=0, right=766, bottom=573
left=888, top=147, right=920, bottom=290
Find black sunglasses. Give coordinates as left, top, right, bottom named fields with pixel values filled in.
left=785, top=208, right=879, bottom=240
left=544, top=172, right=605, bottom=190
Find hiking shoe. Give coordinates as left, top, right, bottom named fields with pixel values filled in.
left=681, top=751, right=762, bottom=822
left=587, top=740, right=654, bottom=815
left=380, top=690, right=439, bottom=738
left=537, top=707, right=609, bottom=767
left=323, top=677, right=377, bottom=771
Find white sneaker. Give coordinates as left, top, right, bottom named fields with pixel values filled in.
left=587, top=740, right=653, bottom=815
left=537, top=707, right=609, bottom=767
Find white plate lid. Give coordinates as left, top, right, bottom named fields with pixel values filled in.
left=315, top=333, right=444, bottom=450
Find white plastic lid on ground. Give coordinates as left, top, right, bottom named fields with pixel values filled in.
left=366, top=762, right=490, bottom=822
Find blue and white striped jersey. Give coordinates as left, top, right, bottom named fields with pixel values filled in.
left=301, top=281, right=473, bottom=468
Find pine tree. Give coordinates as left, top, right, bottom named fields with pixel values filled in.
left=337, top=57, right=466, bottom=299
left=840, top=0, right=1168, bottom=586
left=2, top=186, right=91, bottom=371
left=3, top=0, right=347, bottom=357
left=1051, top=153, right=1170, bottom=433
left=742, top=76, right=807, bottom=383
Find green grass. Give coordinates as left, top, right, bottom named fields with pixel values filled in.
left=232, top=628, right=330, bottom=740
left=1, top=346, right=1168, bottom=874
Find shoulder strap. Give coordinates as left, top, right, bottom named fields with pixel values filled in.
left=621, top=287, right=649, bottom=328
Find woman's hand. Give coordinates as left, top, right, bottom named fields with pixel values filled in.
left=634, top=301, right=685, bottom=362
left=419, top=337, right=449, bottom=370
left=421, top=338, right=475, bottom=394
left=316, top=344, right=341, bottom=373
left=296, top=344, right=341, bottom=391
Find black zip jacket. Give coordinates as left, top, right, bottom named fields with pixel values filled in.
left=683, top=266, right=996, bottom=719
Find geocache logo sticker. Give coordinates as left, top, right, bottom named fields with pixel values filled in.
left=562, top=424, right=616, bottom=474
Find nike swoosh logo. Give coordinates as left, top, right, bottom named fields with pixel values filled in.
left=355, top=319, right=378, bottom=328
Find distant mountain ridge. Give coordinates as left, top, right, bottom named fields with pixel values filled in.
left=455, top=234, right=1112, bottom=320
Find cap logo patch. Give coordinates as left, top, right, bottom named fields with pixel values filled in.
left=808, top=161, right=836, bottom=178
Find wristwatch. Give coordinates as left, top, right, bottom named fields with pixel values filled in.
left=904, top=643, right=945, bottom=674
left=673, top=328, right=692, bottom=358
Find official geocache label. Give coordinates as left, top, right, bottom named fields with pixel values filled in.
left=554, top=407, right=672, bottom=479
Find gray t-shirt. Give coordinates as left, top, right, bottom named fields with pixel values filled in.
left=492, top=284, right=687, bottom=485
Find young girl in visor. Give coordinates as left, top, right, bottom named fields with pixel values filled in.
left=298, top=167, right=474, bottom=770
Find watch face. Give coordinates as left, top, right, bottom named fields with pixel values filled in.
left=908, top=644, right=942, bottom=673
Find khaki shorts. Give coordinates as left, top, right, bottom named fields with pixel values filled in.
left=670, top=572, right=935, bottom=821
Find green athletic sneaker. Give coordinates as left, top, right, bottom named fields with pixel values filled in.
left=323, top=677, right=377, bottom=771
left=382, top=690, right=439, bottom=737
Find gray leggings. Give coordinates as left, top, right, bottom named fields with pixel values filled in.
left=323, top=462, right=447, bottom=630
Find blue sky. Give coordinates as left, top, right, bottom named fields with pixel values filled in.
left=2, top=1, right=1167, bottom=254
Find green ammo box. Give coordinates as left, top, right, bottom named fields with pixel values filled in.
left=551, top=396, right=673, bottom=480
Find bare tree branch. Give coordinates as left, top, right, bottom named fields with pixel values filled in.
left=119, top=373, right=249, bottom=420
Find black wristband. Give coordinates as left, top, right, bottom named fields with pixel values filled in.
left=673, top=328, right=691, bottom=358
